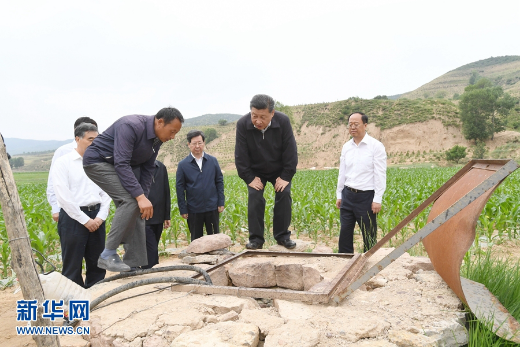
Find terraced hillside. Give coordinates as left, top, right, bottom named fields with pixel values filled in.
left=399, top=56, right=520, bottom=100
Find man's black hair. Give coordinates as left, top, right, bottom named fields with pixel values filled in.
left=74, top=117, right=97, bottom=129
left=156, top=107, right=184, bottom=125
left=74, top=123, right=98, bottom=138
left=349, top=112, right=368, bottom=124
left=250, top=94, right=275, bottom=112
left=187, top=130, right=205, bottom=143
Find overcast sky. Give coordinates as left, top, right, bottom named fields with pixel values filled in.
left=1, top=0, right=519, bottom=140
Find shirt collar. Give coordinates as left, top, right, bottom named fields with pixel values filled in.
left=191, top=152, right=205, bottom=160
left=71, top=149, right=82, bottom=160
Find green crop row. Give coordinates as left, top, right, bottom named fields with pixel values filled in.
left=1, top=168, right=519, bottom=280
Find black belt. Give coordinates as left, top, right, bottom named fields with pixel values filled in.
left=344, top=186, right=374, bottom=193
left=80, top=204, right=100, bottom=212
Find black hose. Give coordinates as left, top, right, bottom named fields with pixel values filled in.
left=90, top=276, right=210, bottom=310
left=96, top=265, right=213, bottom=285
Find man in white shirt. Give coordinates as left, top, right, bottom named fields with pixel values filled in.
left=336, top=112, right=387, bottom=253
left=47, top=117, right=98, bottom=222
left=51, top=123, right=111, bottom=288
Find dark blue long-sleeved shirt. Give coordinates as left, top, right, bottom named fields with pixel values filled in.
left=83, top=115, right=161, bottom=198
left=176, top=153, right=225, bottom=215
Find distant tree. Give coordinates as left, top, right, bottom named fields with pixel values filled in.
left=506, top=109, right=520, bottom=130
left=9, top=157, right=24, bottom=168
left=274, top=101, right=295, bottom=126
left=423, top=92, right=430, bottom=99
left=469, top=71, right=480, bottom=85
left=459, top=78, right=517, bottom=142
left=205, top=128, right=218, bottom=143
left=445, top=145, right=467, bottom=163
left=472, top=141, right=487, bottom=159
left=452, top=93, right=460, bottom=100
left=373, top=95, right=388, bottom=100
left=435, top=90, right=447, bottom=99
left=218, top=119, right=228, bottom=126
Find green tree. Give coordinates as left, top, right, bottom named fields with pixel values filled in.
left=459, top=78, right=516, bottom=142
left=9, top=157, right=24, bottom=168
left=472, top=141, right=487, bottom=159
left=205, top=128, right=218, bottom=143
left=506, top=109, right=520, bottom=129
left=275, top=101, right=295, bottom=126
left=373, top=95, right=388, bottom=100
left=452, top=93, right=460, bottom=100
left=445, top=145, right=467, bottom=164
left=469, top=71, right=480, bottom=85
left=218, top=119, right=228, bottom=126
left=435, top=90, right=447, bottom=99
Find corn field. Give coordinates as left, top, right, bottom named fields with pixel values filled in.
left=1, top=168, right=520, bottom=281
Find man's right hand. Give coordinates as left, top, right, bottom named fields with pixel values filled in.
left=136, top=194, right=154, bottom=220
left=248, top=177, right=264, bottom=191
left=336, top=199, right=342, bottom=209
left=84, top=219, right=98, bottom=232
left=181, top=214, right=188, bottom=219
left=52, top=213, right=59, bottom=222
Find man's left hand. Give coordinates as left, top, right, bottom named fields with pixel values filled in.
left=164, top=220, right=171, bottom=229
left=274, top=177, right=289, bottom=192
left=218, top=206, right=225, bottom=213
left=372, top=202, right=382, bottom=214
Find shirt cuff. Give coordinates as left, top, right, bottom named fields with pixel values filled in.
left=373, top=195, right=383, bottom=204
left=51, top=206, right=61, bottom=214
left=77, top=213, right=90, bottom=225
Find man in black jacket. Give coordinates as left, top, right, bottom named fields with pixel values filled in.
left=142, top=160, right=171, bottom=269
left=176, top=130, right=225, bottom=241
left=235, top=94, right=298, bottom=250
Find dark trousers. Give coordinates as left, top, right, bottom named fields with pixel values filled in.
left=187, top=210, right=219, bottom=242
left=247, top=177, right=292, bottom=246
left=57, top=208, right=106, bottom=288
left=339, top=187, right=377, bottom=254
left=141, top=224, right=162, bottom=269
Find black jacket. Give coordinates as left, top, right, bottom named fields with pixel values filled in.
left=235, top=111, right=298, bottom=184
left=145, top=161, right=171, bottom=225
left=176, top=153, right=225, bottom=215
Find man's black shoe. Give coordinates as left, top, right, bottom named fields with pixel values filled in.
left=97, top=254, right=131, bottom=272
left=246, top=241, right=263, bottom=250
left=277, top=239, right=296, bottom=249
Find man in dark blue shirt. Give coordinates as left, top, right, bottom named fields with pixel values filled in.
left=176, top=130, right=225, bottom=241
left=83, top=107, right=183, bottom=272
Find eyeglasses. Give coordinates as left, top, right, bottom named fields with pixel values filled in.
left=189, top=142, right=204, bottom=147
left=347, top=123, right=364, bottom=129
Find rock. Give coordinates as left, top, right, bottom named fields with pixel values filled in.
left=388, top=330, right=439, bottom=347
left=129, top=337, right=143, bottom=347
left=198, top=295, right=258, bottom=314
left=142, top=335, right=169, bottom=347
left=268, top=239, right=313, bottom=252
left=156, top=308, right=205, bottom=330
left=218, top=310, right=239, bottom=322
left=275, top=263, right=304, bottom=290
left=204, top=316, right=218, bottom=324
left=423, top=319, right=468, bottom=346
left=307, top=278, right=331, bottom=292
left=161, top=326, right=191, bottom=342
left=171, top=322, right=259, bottom=347
left=208, top=266, right=231, bottom=286
left=185, top=234, right=232, bottom=254
left=401, top=257, right=435, bottom=273
left=177, top=249, right=197, bottom=259
left=264, top=320, right=320, bottom=347
left=365, top=275, right=388, bottom=290
left=240, top=308, right=285, bottom=340
left=274, top=300, right=314, bottom=320
left=303, top=265, right=323, bottom=291
left=208, top=248, right=235, bottom=256
left=229, top=260, right=276, bottom=288
left=312, top=245, right=334, bottom=253
left=181, top=254, right=219, bottom=265
left=59, top=335, right=92, bottom=347
left=164, top=248, right=182, bottom=255
left=323, top=312, right=391, bottom=342
left=350, top=340, right=398, bottom=347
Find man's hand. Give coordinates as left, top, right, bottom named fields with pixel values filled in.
left=372, top=202, right=382, bottom=214
left=52, top=213, right=59, bottom=222
left=93, top=217, right=104, bottom=229
left=274, top=177, right=289, bottom=192
left=136, top=194, right=154, bottom=220
left=336, top=199, right=342, bottom=209
left=181, top=214, right=188, bottom=219
left=84, top=219, right=98, bottom=232
left=218, top=206, right=225, bottom=213
left=248, top=177, right=264, bottom=191
left=164, top=220, right=171, bottom=229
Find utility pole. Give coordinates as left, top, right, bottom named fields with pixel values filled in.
left=0, top=134, right=60, bottom=347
